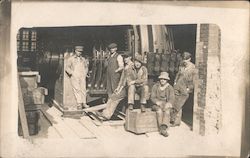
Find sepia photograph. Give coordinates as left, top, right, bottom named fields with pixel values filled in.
left=0, top=1, right=249, bottom=158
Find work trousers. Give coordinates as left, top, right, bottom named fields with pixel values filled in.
left=128, top=84, right=149, bottom=105
left=101, top=89, right=126, bottom=119
left=172, top=93, right=189, bottom=125
left=153, top=101, right=171, bottom=128
left=70, top=76, right=86, bottom=104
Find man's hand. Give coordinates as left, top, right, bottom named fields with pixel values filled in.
left=174, top=89, right=180, bottom=95
left=128, top=81, right=136, bottom=86
left=155, top=101, right=162, bottom=106
left=115, top=67, right=123, bottom=73
left=165, top=102, right=173, bottom=108
left=114, top=87, right=122, bottom=94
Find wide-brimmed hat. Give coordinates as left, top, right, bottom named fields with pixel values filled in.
left=108, top=43, right=118, bottom=49
left=134, top=54, right=145, bottom=64
left=75, top=46, right=84, bottom=52
left=158, top=72, right=170, bottom=80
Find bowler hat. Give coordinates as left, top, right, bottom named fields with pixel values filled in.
left=158, top=72, right=170, bottom=80
left=75, top=46, right=84, bottom=52
left=134, top=54, right=145, bottom=64
left=108, top=43, right=118, bottom=49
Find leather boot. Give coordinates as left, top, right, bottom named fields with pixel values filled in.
left=159, top=124, right=169, bottom=137
left=82, top=103, right=89, bottom=109
left=140, top=104, right=146, bottom=112
left=77, top=103, right=82, bottom=110
left=128, top=104, right=134, bottom=110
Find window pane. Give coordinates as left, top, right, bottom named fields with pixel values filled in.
left=31, top=42, right=36, bottom=51
left=22, top=41, right=29, bottom=51
left=22, top=30, right=29, bottom=40
left=31, top=31, right=36, bottom=41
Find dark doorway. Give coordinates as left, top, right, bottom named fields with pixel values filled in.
left=167, top=24, right=197, bottom=129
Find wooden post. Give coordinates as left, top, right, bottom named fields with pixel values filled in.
left=18, top=75, right=30, bottom=139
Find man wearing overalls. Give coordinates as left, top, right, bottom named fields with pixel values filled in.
left=65, top=46, right=89, bottom=110
left=172, top=52, right=197, bottom=126
left=106, top=43, right=124, bottom=98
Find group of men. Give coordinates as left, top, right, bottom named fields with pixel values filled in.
left=66, top=43, right=196, bottom=137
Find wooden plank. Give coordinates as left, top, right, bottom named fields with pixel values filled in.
left=18, top=76, right=30, bottom=139
left=63, top=118, right=96, bottom=139
left=82, top=103, right=107, bottom=112
left=102, top=120, right=125, bottom=126
left=18, top=71, right=39, bottom=76
left=79, top=117, right=106, bottom=140
left=40, top=106, right=79, bottom=139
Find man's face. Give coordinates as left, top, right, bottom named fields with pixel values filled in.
left=124, top=56, right=131, bottom=64
left=160, top=78, right=168, bottom=85
left=75, top=50, right=82, bottom=57
left=110, top=47, right=117, bottom=54
left=134, top=60, right=142, bottom=68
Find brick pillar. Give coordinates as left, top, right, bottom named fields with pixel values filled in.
left=193, top=24, right=221, bottom=136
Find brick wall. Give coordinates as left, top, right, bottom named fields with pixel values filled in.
left=193, top=24, right=221, bottom=136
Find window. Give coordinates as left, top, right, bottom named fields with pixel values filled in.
left=22, top=30, right=29, bottom=40
left=17, top=32, right=20, bottom=40
left=31, top=31, right=37, bottom=41
left=31, top=42, right=36, bottom=51
left=22, top=41, right=29, bottom=51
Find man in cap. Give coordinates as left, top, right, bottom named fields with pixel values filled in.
left=65, top=46, right=89, bottom=110
left=172, top=51, right=197, bottom=126
left=150, top=72, right=175, bottom=137
left=106, top=43, right=124, bottom=98
left=95, top=52, right=131, bottom=120
left=125, top=54, right=149, bottom=112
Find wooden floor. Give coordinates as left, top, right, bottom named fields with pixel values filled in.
left=30, top=103, right=194, bottom=141
left=32, top=104, right=144, bottom=139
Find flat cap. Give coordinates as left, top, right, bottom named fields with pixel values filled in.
left=108, top=43, right=118, bottom=49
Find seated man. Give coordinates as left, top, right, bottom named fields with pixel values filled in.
left=151, top=72, right=175, bottom=137
left=126, top=54, right=149, bottom=112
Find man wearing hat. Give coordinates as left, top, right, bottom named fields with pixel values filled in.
left=106, top=43, right=124, bottom=97
left=172, top=51, right=197, bottom=126
left=65, top=46, right=89, bottom=110
left=150, top=72, right=175, bottom=137
left=125, top=54, right=149, bottom=112
left=95, top=52, right=132, bottom=120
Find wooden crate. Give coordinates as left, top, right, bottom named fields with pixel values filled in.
left=19, top=71, right=40, bottom=91
left=125, top=109, right=158, bottom=134
left=22, top=87, right=48, bottom=105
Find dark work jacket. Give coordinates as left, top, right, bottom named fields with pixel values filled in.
left=151, top=83, right=175, bottom=105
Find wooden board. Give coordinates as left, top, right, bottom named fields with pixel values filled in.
left=79, top=117, right=107, bottom=140
left=18, top=76, right=30, bottom=139
left=40, top=105, right=96, bottom=139
left=82, top=103, right=107, bottom=112
left=40, top=106, right=78, bottom=139
left=63, top=118, right=96, bottom=139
